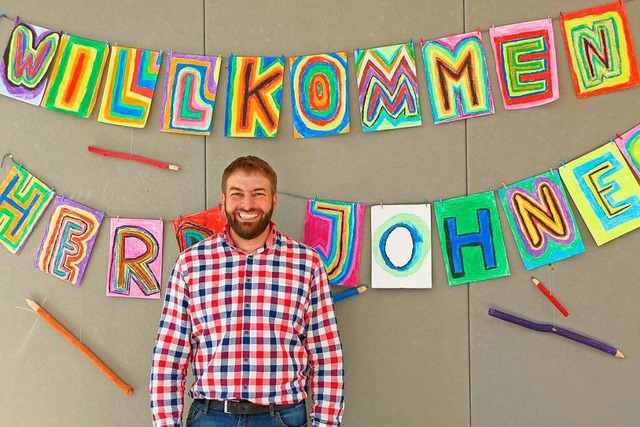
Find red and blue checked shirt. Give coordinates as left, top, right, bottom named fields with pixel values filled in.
left=150, top=224, right=344, bottom=426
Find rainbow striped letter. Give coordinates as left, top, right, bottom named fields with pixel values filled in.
left=499, top=171, right=584, bottom=270
left=422, top=31, right=494, bottom=124
left=302, top=199, right=365, bottom=287
left=559, top=143, right=640, bottom=245
left=98, top=45, right=162, bottom=128
left=172, top=205, right=227, bottom=252
left=41, top=34, right=108, bottom=118
left=560, top=1, right=640, bottom=98
left=354, top=43, right=422, bottom=132
left=489, top=18, right=559, bottom=110
left=614, top=123, right=640, bottom=178
left=435, top=192, right=509, bottom=285
left=224, top=55, right=284, bottom=138
left=0, top=19, right=60, bottom=105
left=0, top=165, right=54, bottom=254
left=159, top=53, right=221, bottom=135
left=290, top=51, right=350, bottom=138
left=107, top=218, right=163, bottom=299
left=34, top=196, right=104, bottom=286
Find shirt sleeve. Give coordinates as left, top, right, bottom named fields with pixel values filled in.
left=150, top=258, right=193, bottom=427
left=304, top=262, right=345, bottom=427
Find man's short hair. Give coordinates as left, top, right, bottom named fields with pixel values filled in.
left=222, top=156, right=278, bottom=193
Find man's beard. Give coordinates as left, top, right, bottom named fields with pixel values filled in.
left=225, top=206, right=274, bottom=240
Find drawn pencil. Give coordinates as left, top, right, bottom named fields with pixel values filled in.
left=88, top=145, right=181, bottom=171
left=530, top=276, right=570, bottom=317
left=333, top=285, right=368, bottom=303
left=26, top=298, right=134, bottom=395
left=488, top=307, right=624, bottom=358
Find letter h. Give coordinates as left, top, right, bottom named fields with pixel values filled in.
left=444, top=208, right=496, bottom=278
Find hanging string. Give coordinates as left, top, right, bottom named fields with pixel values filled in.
left=1, top=153, right=15, bottom=168
left=549, top=264, right=556, bottom=327
left=278, top=189, right=406, bottom=206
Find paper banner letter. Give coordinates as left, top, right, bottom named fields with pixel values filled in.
left=172, top=204, right=227, bottom=252
left=435, top=192, right=509, bottom=285
left=159, top=53, right=221, bottom=135
left=302, top=199, right=365, bottom=287
left=98, top=45, right=162, bottom=128
left=499, top=171, right=584, bottom=270
left=34, top=196, right=104, bottom=286
left=559, top=143, right=640, bottom=245
left=371, top=204, right=431, bottom=289
left=614, top=123, right=640, bottom=178
left=224, top=55, right=284, bottom=138
left=489, top=18, right=559, bottom=110
left=41, top=34, right=108, bottom=117
left=0, top=165, right=54, bottom=254
left=560, top=1, right=640, bottom=98
left=354, top=43, right=422, bottom=132
left=290, top=51, right=350, bottom=138
left=107, top=218, right=163, bottom=299
left=422, top=31, right=494, bottom=124
left=0, top=19, right=60, bottom=105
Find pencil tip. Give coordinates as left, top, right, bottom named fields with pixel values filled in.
left=25, top=298, right=38, bottom=311
left=615, top=350, right=625, bottom=358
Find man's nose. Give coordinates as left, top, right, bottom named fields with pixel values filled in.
left=240, top=196, right=255, bottom=210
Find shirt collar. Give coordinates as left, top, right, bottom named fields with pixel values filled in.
left=222, top=222, right=278, bottom=254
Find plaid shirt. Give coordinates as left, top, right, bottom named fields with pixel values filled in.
left=150, top=224, right=344, bottom=426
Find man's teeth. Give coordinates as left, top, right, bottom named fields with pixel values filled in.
left=238, top=212, right=258, bottom=219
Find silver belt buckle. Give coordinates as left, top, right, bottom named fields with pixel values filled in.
left=223, top=399, right=238, bottom=414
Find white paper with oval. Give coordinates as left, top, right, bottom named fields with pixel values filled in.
left=371, top=204, right=432, bottom=288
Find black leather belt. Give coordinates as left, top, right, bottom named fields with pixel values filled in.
left=195, top=398, right=300, bottom=415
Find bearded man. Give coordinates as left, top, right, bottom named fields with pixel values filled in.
left=150, top=156, right=344, bottom=427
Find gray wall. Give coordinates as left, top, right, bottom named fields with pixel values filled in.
left=0, top=0, right=638, bottom=426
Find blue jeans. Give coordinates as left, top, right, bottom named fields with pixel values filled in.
left=186, top=400, right=308, bottom=427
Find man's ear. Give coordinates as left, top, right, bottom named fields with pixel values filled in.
left=220, top=193, right=225, bottom=205
left=273, top=192, right=278, bottom=209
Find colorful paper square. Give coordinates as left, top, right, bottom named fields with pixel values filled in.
left=302, top=199, right=365, bottom=287
left=98, top=45, right=162, bottom=128
left=498, top=171, right=584, bottom=270
left=290, top=51, right=350, bottom=138
left=489, top=18, right=559, bottom=110
left=560, top=1, right=640, bottom=98
left=172, top=205, right=227, bottom=252
left=614, top=123, right=640, bottom=178
left=0, top=165, right=54, bottom=254
left=422, top=31, right=494, bottom=124
left=434, top=192, right=510, bottom=285
left=224, top=55, right=284, bottom=138
left=354, top=42, right=422, bottom=132
left=34, top=196, right=104, bottom=286
left=0, top=19, right=60, bottom=105
left=159, top=53, right=221, bottom=135
left=107, top=217, right=163, bottom=299
left=559, top=143, right=640, bottom=245
left=41, top=34, right=108, bottom=117
left=371, top=204, right=431, bottom=289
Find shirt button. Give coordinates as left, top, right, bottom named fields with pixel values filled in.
left=244, top=330, right=249, bottom=335
left=244, top=357, right=249, bottom=362
left=243, top=385, right=248, bottom=389
left=244, top=303, right=250, bottom=309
